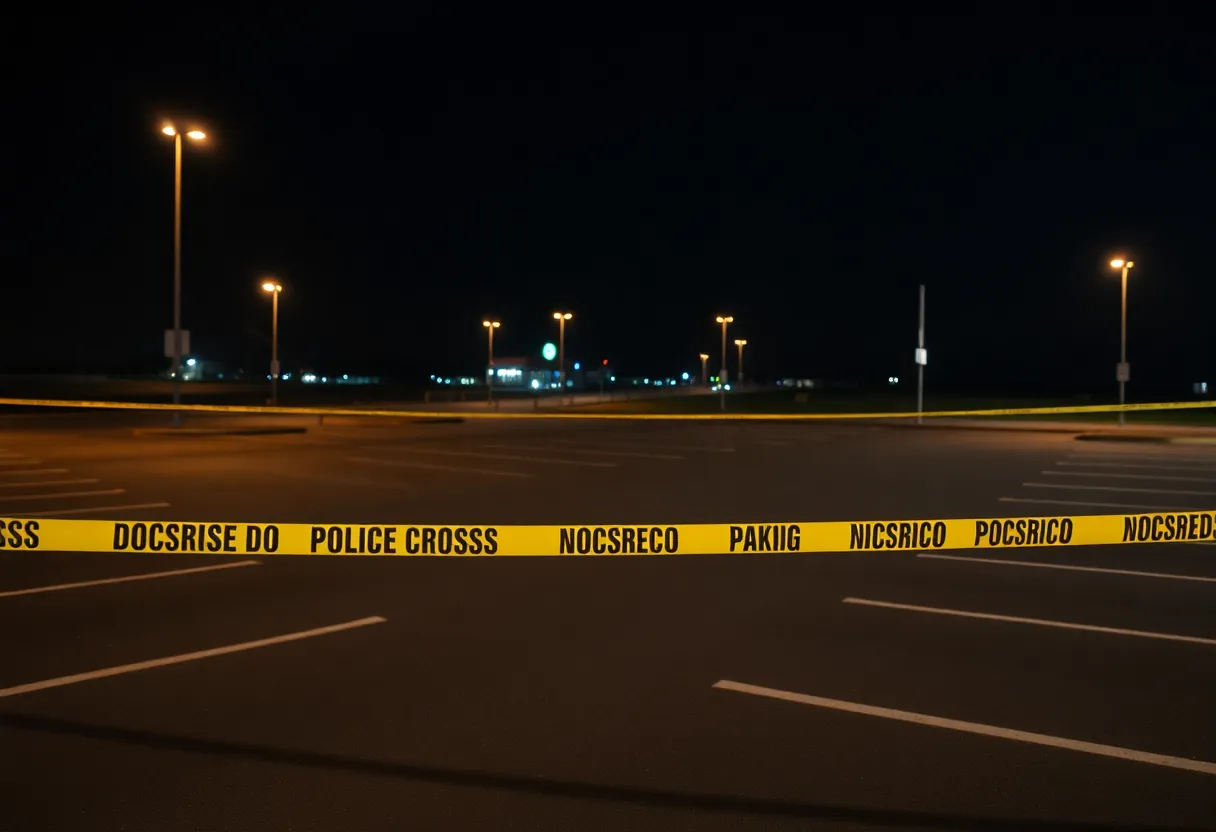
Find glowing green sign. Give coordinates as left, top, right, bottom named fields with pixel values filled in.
left=542, top=342, right=557, bottom=361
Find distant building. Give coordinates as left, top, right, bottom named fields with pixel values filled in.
left=487, top=356, right=573, bottom=391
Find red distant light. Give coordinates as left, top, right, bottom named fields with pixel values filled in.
left=602, top=359, right=608, bottom=365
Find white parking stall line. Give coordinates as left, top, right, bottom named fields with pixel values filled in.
left=999, top=496, right=1202, bottom=511
left=712, top=680, right=1216, bottom=777
left=0, top=561, right=261, bottom=599
left=0, top=489, right=126, bottom=503
left=1040, top=470, right=1216, bottom=483
left=372, top=447, right=617, bottom=469
left=842, top=597, right=1216, bottom=646
left=0, top=479, right=99, bottom=489
left=346, top=456, right=532, bottom=478
left=479, top=443, right=683, bottom=460
left=1023, top=482, right=1216, bottom=497
left=1067, top=452, right=1216, bottom=463
left=0, top=468, right=69, bottom=477
left=916, top=553, right=1216, bottom=584
left=0, top=459, right=43, bottom=467
left=1059, top=461, right=1216, bottom=473
left=9, top=502, right=173, bottom=517
left=551, top=438, right=736, bottom=453
left=0, top=616, right=387, bottom=699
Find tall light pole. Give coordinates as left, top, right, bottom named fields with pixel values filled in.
left=699, top=353, right=709, bottom=385
left=1110, top=258, right=1135, bottom=426
left=483, top=320, right=500, bottom=403
left=553, top=312, right=573, bottom=395
left=715, top=316, right=733, bottom=411
left=161, top=123, right=206, bottom=426
left=261, top=281, right=282, bottom=406
left=734, top=339, right=747, bottom=384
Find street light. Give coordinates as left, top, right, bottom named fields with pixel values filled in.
left=1110, top=258, right=1135, bottom=426
left=734, top=339, right=748, bottom=384
left=553, top=312, right=573, bottom=394
left=482, top=320, right=500, bottom=403
left=261, top=281, right=282, bottom=406
left=699, top=353, right=710, bottom=385
left=161, top=122, right=207, bottom=426
left=715, top=316, right=734, bottom=410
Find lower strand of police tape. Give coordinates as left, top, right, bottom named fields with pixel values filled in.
left=0, top=511, right=1210, bottom=556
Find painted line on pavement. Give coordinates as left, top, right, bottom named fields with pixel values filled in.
left=916, top=553, right=1216, bottom=584
left=480, top=442, right=683, bottom=460
left=0, top=616, right=387, bottom=699
left=1041, top=470, right=1216, bottom=483
left=712, top=679, right=1216, bottom=777
left=1067, top=452, right=1216, bottom=463
left=1059, top=461, right=1216, bottom=473
left=8, top=502, right=173, bottom=517
left=0, top=489, right=126, bottom=503
left=0, top=560, right=261, bottom=599
left=346, top=456, right=533, bottom=478
left=0, top=479, right=99, bottom=489
left=371, top=446, right=617, bottom=469
left=998, top=496, right=1201, bottom=511
left=1024, top=482, right=1216, bottom=496
left=842, top=597, right=1216, bottom=646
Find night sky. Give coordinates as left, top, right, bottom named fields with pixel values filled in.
left=8, top=7, right=1216, bottom=393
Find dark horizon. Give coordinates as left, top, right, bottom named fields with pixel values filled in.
left=8, top=8, right=1216, bottom=392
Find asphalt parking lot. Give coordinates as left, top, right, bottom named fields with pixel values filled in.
left=1, top=414, right=1215, bottom=830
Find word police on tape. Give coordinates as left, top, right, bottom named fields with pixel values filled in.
left=3, top=511, right=1216, bottom=556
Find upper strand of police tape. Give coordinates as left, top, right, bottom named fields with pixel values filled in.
left=0, top=396, right=1214, bottom=420
left=2, top=511, right=1214, bottom=556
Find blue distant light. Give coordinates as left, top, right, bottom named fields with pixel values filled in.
left=681, top=372, right=689, bottom=381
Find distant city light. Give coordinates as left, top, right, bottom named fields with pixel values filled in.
left=681, top=372, right=690, bottom=381
left=342, top=374, right=348, bottom=380
left=888, top=376, right=899, bottom=385
left=573, top=361, right=581, bottom=371
left=186, top=358, right=197, bottom=367
left=542, top=342, right=558, bottom=361
left=531, top=379, right=541, bottom=389
left=609, top=375, right=616, bottom=382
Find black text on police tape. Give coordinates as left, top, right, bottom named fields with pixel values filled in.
left=111, top=522, right=280, bottom=553
left=974, top=517, right=1072, bottom=547
left=0, top=519, right=39, bottom=549
left=309, top=526, right=498, bottom=555
left=559, top=526, right=678, bottom=555
left=729, top=524, right=800, bottom=552
left=850, top=521, right=946, bottom=550
left=1122, top=513, right=1215, bottom=543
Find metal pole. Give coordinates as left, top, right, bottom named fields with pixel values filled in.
left=737, top=342, right=744, bottom=385
left=1119, top=266, right=1128, bottom=426
left=558, top=317, right=565, bottom=401
left=172, top=132, right=183, bottom=427
left=270, top=289, right=279, bottom=406
left=719, top=321, right=727, bottom=411
left=487, top=326, right=495, bottom=404
left=917, top=284, right=925, bottom=426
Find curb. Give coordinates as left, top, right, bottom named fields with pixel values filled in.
left=133, top=426, right=309, bottom=437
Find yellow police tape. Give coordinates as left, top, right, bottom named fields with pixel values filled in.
left=0, top=396, right=1214, bottom=421
left=1, top=511, right=1211, bottom=556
